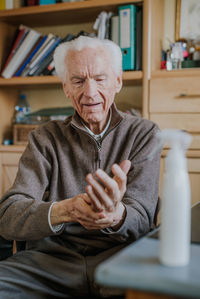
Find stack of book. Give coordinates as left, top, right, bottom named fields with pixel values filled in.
left=0, top=25, right=75, bottom=78
left=0, top=0, right=39, bottom=9
left=94, top=4, right=143, bottom=71
left=110, top=4, right=143, bottom=71
left=0, top=0, right=83, bottom=9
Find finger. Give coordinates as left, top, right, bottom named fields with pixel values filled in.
left=111, top=163, right=127, bottom=191
left=86, top=185, right=103, bottom=212
left=119, top=160, right=131, bottom=174
left=94, top=169, right=119, bottom=201
left=76, top=210, right=105, bottom=222
left=82, top=193, right=91, bottom=205
left=81, top=217, right=113, bottom=229
left=86, top=173, right=114, bottom=211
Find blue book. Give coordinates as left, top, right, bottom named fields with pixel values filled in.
left=14, top=35, right=48, bottom=77
left=119, top=4, right=136, bottom=71
left=28, top=36, right=62, bottom=76
left=39, top=0, right=56, bottom=4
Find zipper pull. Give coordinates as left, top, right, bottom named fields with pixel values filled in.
left=98, top=149, right=102, bottom=169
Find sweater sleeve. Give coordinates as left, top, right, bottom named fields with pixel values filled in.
left=0, top=129, right=60, bottom=241
left=101, top=122, right=161, bottom=243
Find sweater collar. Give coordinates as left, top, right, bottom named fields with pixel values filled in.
left=69, top=103, right=124, bottom=133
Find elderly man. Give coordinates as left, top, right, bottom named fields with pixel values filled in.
left=0, top=36, right=160, bottom=298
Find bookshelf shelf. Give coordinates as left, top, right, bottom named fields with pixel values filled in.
left=151, top=69, right=200, bottom=78
left=0, top=71, right=143, bottom=87
left=0, top=0, right=142, bottom=26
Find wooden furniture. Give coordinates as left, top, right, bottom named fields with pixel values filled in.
left=0, top=145, right=25, bottom=196
left=0, top=0, right=146, bottom=144
left=147, top=1, right=200, bottom=208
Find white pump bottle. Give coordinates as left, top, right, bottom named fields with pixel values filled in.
left=156, top=129, right=192, bottom=266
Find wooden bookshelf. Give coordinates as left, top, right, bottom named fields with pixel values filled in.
left=0, top=0, right=148, bottom=145
left=0, top=0, right=142, bottom=26
left=0, top=71, right=143, bottom=87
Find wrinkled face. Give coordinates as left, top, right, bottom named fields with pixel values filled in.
left=63, top=47, right=122, bottom=133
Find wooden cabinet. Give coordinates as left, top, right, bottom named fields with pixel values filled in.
left=0, top=0, right=152, bottom=192
left=159, top=150, right=200, bottom=205
left=0, top=146, right=25, bottom=196
left=0, top=0, right=149, bottom=143
left=149, top=70, right=200, bottom=150
left=147, top=1, right=200, bottom=207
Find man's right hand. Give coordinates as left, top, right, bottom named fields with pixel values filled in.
left=50, top=194, right=106, bottom=230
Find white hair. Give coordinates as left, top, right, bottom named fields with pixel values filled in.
left=53, top=35, right=122, bottom=82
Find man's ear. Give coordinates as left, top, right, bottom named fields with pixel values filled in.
left=115, top=75, right=122, bottom=93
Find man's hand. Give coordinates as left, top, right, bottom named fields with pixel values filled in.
left=50, top=193, right=106, bottom=230
left=85, top=160, right=131, bottom=212
left=50, top=160, right=131, bottom=231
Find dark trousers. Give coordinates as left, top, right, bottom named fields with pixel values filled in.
left=0, top=236, right=13, bottom=260
left=0, top=245, right=125, bottom=299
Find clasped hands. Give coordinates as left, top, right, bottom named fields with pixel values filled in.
left=50, top=160, right=131, bottom=231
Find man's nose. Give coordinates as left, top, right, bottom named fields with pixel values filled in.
left=83, top=79, right=97, bottom=98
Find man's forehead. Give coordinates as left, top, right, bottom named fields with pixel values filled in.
left=65, top=47, right=112, bottom=76
left=66, top=46, right=109, bottom=61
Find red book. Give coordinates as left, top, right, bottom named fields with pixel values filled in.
left=1, top=26, right=27, bottom=75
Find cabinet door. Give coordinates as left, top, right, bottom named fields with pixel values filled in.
left=0, top=152, right=22, bottom=196
left=159, top=156, right=200, bottom=206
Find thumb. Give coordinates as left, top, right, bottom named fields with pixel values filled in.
left=119, top=160, right=131, bottom=175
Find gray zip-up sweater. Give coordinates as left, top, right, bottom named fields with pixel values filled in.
left=0, top=104, right=160, bottom=254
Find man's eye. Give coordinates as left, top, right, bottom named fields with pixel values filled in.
left=96, top=78, right=105, bottom=82
left=73, top=80, right=84, bottom=85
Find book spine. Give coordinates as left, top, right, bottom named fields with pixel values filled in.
left=0, top=27, right=27, bottom=74
left=39, top=0, right=56, bottom=4
left=27, top=36, right=56, bottom=71
left=42, top=33, right=75, bottom=75
left=1, top=29, right=41, bottom=78
left=110, top=15, right=119, bottom=45
left=0, top=0, right=6, bottom=10
left=119, top=4, right=136, bottom=71
left=31, top=52, right=53, bottom=76
left=14, top=35, right=48, bottom=76
left=135, top=6, right=143, bottom=70
left=6, top=0, right=14, bottom=9
left=13, top=0, right=22, bottom=8
left=28, top=37, right=62, bottom=76
left=43, top=60, right=55, bottom=75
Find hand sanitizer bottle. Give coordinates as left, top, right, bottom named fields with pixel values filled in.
left=157, top=129, right=192, bottom=266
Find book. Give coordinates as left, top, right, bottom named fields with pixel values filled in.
left=105, top=12, right=113, bottom=40
left=0, top=26, right=29, bottom=75
left=26, top=0, right=39, bottom=5
left=135, top=6, right=143, bottom=70
left=31, top=51, right=54, bottom=76
left=13, top=0, right=22, bottom=8
left=21, top=33, right=54, bottom=76
left=35, top=33, right=75, bottom=76
left=0, top=1, right=5, bottom=10
left=119, top=4, right=136, bottom=71
left=110, top=15, right=119, bottom=45
left=39, top=0, right=56, bottom=4
left=28, top=36, right=62, bottom=76
left=1, top=28, right=41, bottom=78
left=14, top=35, right=48, bottom=76
left=6, top=0, right=14, bottom=9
